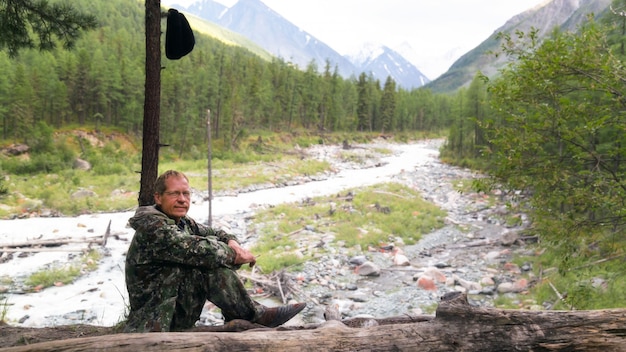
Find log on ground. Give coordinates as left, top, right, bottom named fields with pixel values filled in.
left=4, top=292, right=626, bottom=352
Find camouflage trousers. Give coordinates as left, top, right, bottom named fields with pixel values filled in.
left=124, top=266, right=258, bottom=332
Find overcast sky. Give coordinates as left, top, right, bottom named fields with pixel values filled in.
left=168, top=0, right=549, bottom=79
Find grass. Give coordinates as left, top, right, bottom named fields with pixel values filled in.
left=25, top=266, right=82, bottom=290
left=248, top=182, right=447, bottom=273
left=522, top=251, right=626, bottom=310
left=2, top=171, right=138, bottom=216
left=0, top=277, right=13, bottom=320
left=171, top=158, right=331, bottom=192
left=24, top=250, right=102, bottom=291
left=0, top=295, right=8, bottom=322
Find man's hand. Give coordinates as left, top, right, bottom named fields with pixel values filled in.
left=228, top=240, right=256, bottom=267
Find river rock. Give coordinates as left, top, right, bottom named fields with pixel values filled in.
left=3, top=143, right=29, bottom=156
left=591, top=277, right=607, bottom=291
left=453, top=274, right=482, bottom=291
left=349, top=255, right=368, bottom=266
left=484, top=251, right=502, bottom=261
left=347, top=291, right=369, bottom=303
left=354, top=261, right=380, bottom=276
left=71, top=189, right=97, bottom=199
left=74, top=158, right=91, bottom=171
left=423, top=267, right=446, bottom=283
left=500, top=231, right=519, bottom=246
left=496, top=278, right=528, bottom=293
left=503, top=262, right=521, bottom=274
left=416, top=275, right=437, bottom=291
left=480, top=276, right=495, bottom=286
left=392, top=252, right=410, bottom=266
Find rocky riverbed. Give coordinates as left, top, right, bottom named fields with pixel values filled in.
left=0, top=138, right=539, bottom=328
left=196, top=139, right=538, bottom=326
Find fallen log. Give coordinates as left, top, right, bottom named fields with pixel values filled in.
left=0, top=220, right=111, bottom=252
left=3, top=292, right=626, bottom=351
left=447, top=238, right=497, bottom=249
left=0, top=247, right=96, bottom=253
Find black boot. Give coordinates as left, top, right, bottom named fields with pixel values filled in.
left=254, top=303, right=306, bottom=327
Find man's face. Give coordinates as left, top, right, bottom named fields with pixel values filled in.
left=154, top=175, right=190, bottom=222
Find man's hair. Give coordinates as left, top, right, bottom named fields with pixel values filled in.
left=154, top=170, right=189, bottom=194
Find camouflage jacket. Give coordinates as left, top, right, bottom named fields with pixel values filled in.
left=124, top=205, right=239, bottom=332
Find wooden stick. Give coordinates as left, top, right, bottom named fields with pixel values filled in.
left=102, top=220, right=111, bottom=247
left=0, top=237, right=105, bottom=250
left=567, top=254, right=625, bottom=271
left=277, top=277, right=286, bottom=304
left=548, top=280, right=574, bottom=310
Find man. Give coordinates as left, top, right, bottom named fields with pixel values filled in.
left=124, top=170, right=305, bottom=332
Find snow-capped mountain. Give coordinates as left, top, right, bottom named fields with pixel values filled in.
left=167, top=0, right=430, bottom=89
left=348, top=43, right=429, bottom=89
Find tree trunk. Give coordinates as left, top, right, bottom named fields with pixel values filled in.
left=137, top=0, right=161, bottom=206
left=4, top=293, right=626, bottom=351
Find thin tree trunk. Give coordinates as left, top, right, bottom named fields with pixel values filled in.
left=138, top=0, right=161, bottom=206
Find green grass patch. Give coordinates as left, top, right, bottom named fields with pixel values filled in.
left=24, top=250, right=102, bottom=291
left=492, top=295, right=521, bottom=309
left=3, top=170, right=138, bottom=215
left=25, top=266, right=82, bottom=289
left=526, top=254, right=626, bottom=310
left=254, top=253, right=305, bottom=273
left=249, top=182, right=447, bottom=273
left=1, top=295, right=8, bottom=323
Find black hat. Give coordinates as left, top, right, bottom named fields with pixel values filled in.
left=165, top=8, right=195, bottom=60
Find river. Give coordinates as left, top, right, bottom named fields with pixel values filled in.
left=1, top=138, right=527, bottom=328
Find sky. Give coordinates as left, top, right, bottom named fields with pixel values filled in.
left=168, top=0, right=549, bottom=79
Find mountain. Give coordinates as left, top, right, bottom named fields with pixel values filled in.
left=167, top=0, right=430, bottom=89
left=347, top=43, right=430, bottom=89
left=426, top=0, right=613, bottom=93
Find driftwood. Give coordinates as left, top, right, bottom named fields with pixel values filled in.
left=0, top=221, right=111, bottom=253
left=3, top=292, right=626, bottom=351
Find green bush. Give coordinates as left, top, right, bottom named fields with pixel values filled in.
left=0, top=177, right=7, bottom=197
left=29, top=121, right=55, bottom=153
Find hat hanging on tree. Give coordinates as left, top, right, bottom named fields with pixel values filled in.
left=165, top=8, right=195, bottom=60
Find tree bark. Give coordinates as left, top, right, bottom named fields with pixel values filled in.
left=4, top=293, right=626, bottom=351
left=137, top=0, right=161, bottom=206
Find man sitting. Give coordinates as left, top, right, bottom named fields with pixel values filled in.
left=124, top=170, right=305, bottom=332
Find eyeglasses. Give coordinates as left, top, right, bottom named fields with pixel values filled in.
left=163, top=191, right=191, bottom=199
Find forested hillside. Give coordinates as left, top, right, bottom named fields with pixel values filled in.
left=0, top=0, right=452, bottom=158
left=441, top=6, right=626, bottom=309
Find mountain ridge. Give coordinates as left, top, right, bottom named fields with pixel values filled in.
left=167, top=0, right=430, bottom=89
left=426, top=0, right=613, bottom=92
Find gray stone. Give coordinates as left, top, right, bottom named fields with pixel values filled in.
left=354, top=261, right=380, bottom=276
left=74, top=158, right=91, bottom=171
left=71, top=189, right=97, bottom=199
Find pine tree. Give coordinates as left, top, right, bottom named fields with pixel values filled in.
left=379, top=76, right=396, bottom=133
left=0, top=0, right=97, bottom=57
